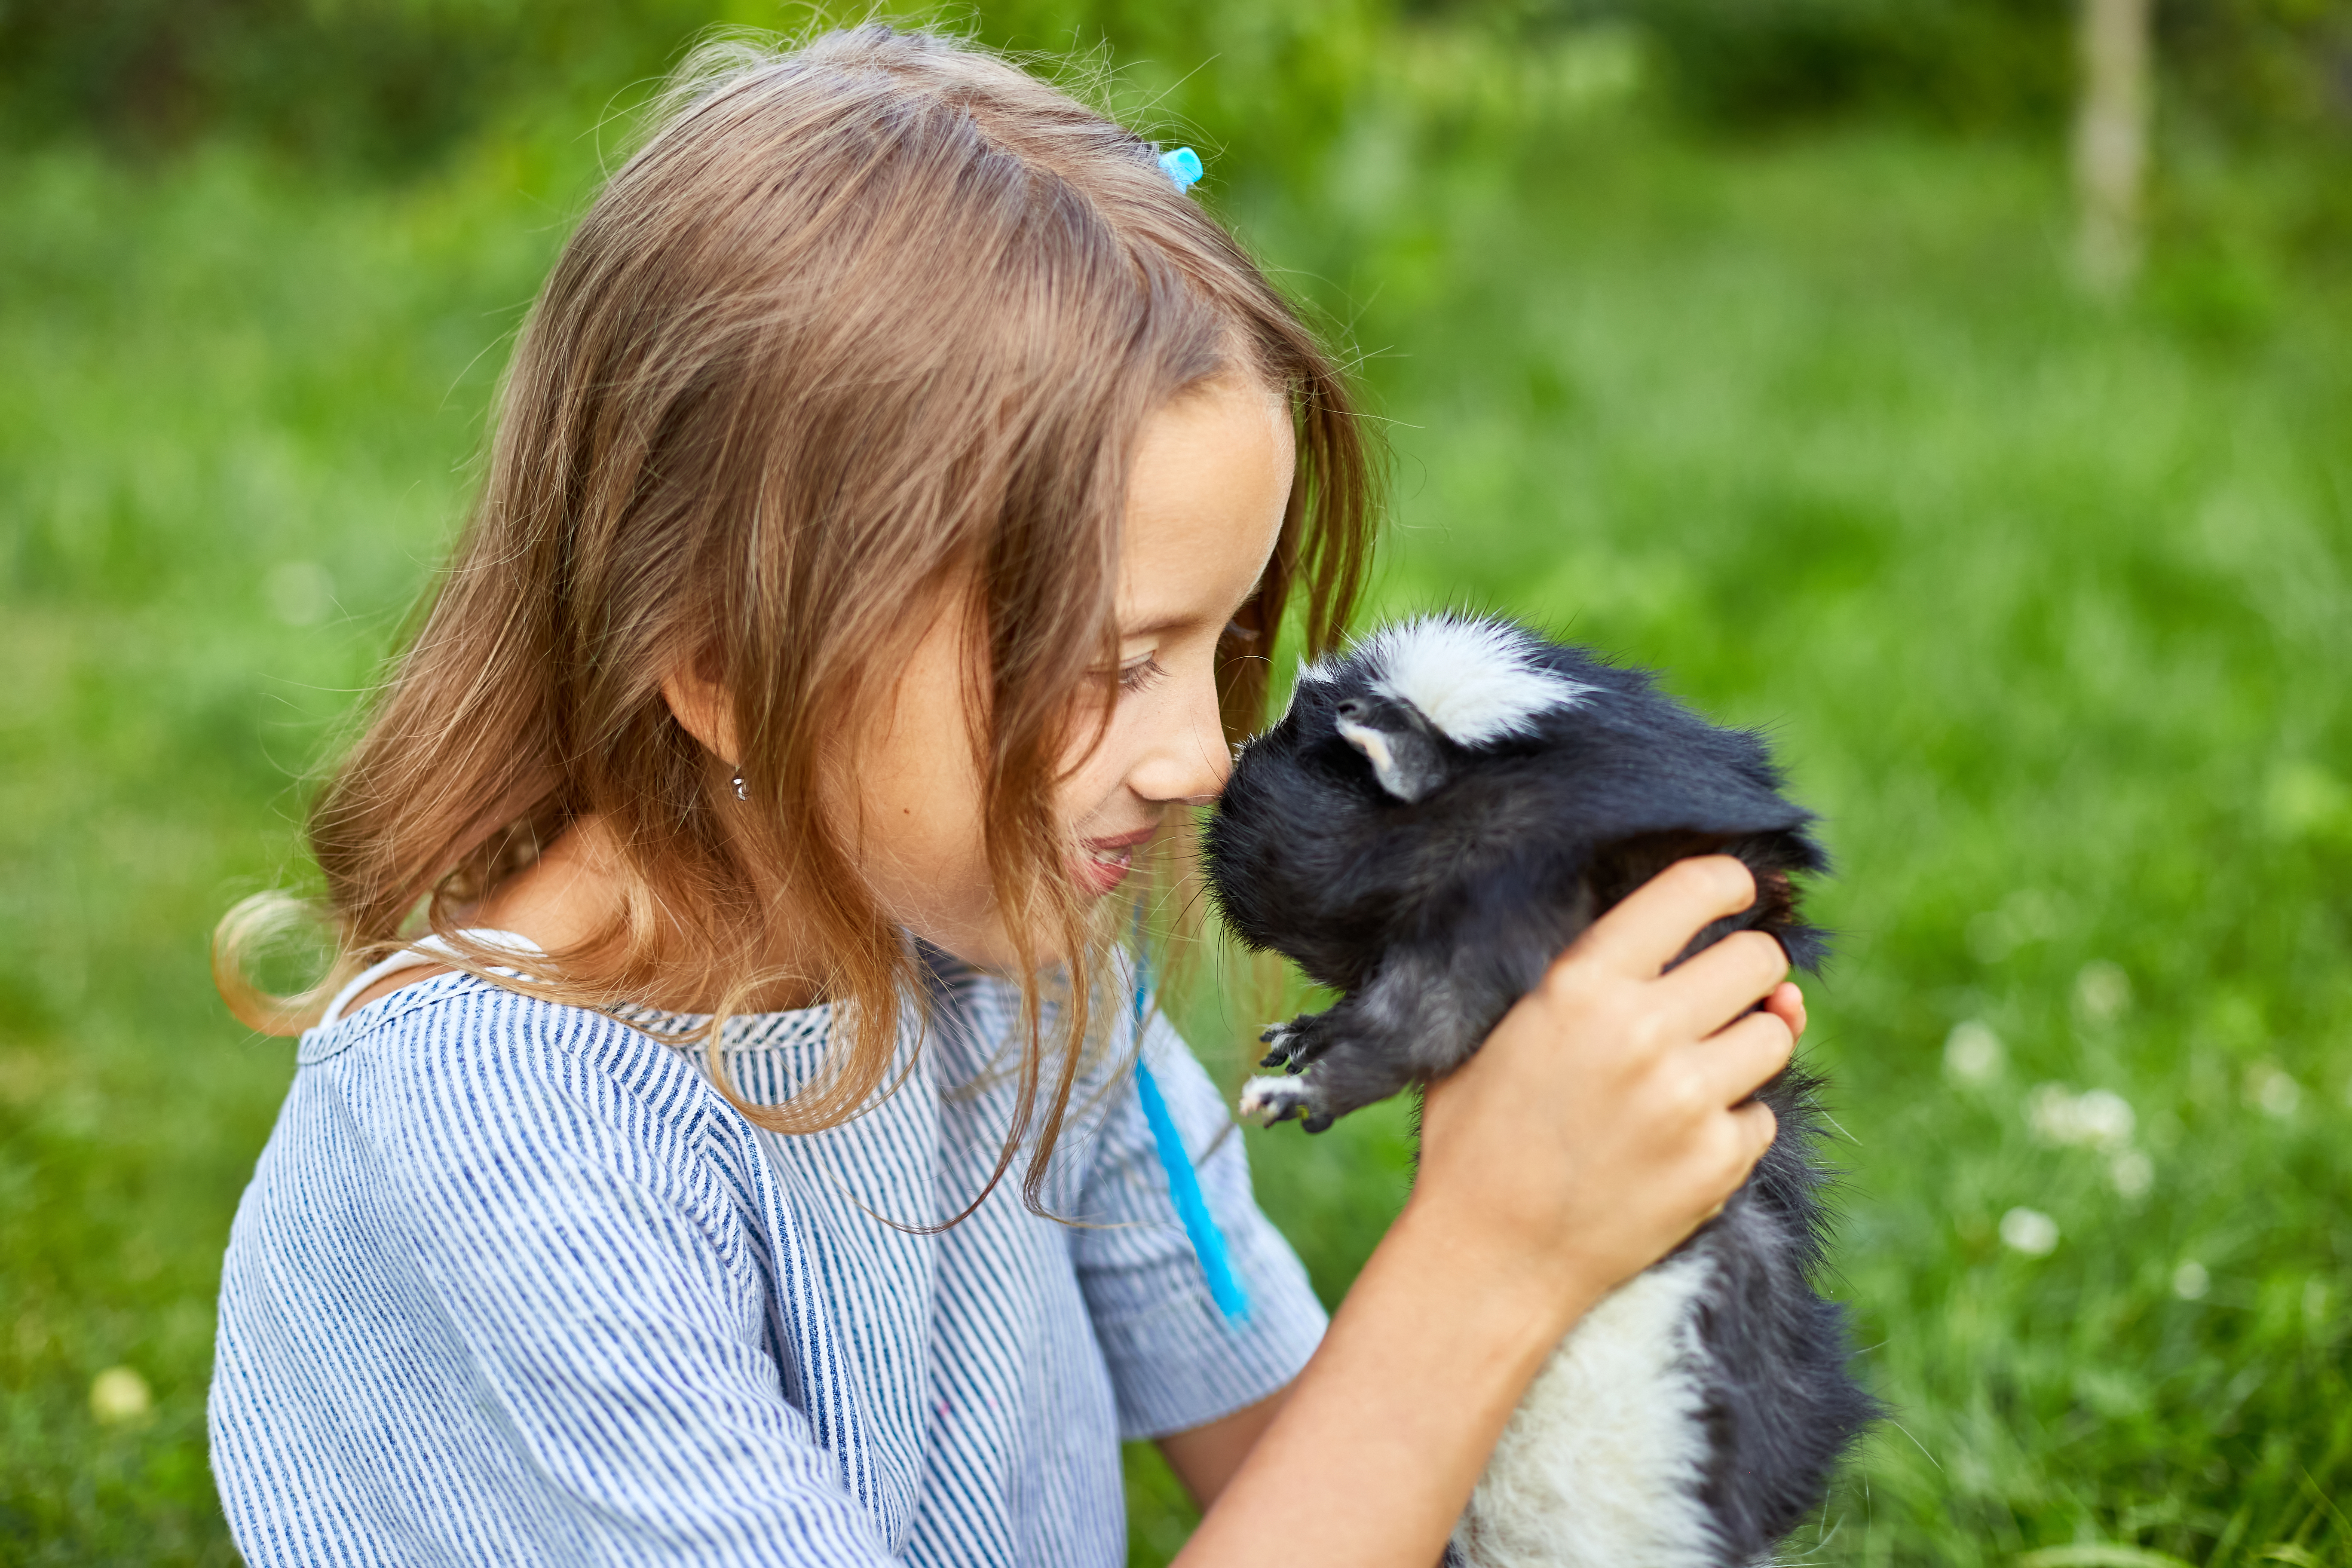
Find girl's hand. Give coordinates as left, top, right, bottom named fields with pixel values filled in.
left=1412, top=855, right=1798, bottom=1312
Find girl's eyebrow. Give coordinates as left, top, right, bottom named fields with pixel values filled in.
left=1119, top=580, right=1265, bottom=639
left=1117, top=613, right=1199, bottom=639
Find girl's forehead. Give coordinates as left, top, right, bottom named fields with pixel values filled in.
left=1116, top=383, right=1293, bottom=631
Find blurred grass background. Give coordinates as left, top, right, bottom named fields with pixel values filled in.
left=4, top=2, right=2351, bottom=1564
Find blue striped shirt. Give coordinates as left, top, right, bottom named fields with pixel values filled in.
left=210, top=939, right=1326, bottom=1565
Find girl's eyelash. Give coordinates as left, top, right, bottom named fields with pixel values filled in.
left=1118, top=655, right=1169, bottom=694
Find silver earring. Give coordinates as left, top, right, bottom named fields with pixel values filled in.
left=731, top=772, right=747, bottom=802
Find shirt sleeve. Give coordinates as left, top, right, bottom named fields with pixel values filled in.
left=380, top=1005, right=900, bottom=1566
left=1070, top=1007, right=1329, bottom=1441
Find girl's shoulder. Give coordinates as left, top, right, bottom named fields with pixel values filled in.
left=293, top=965, right=756, bottom=1205
left=287, top=937, right=1030, bottom=1182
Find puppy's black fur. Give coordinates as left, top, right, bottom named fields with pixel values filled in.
left=1203, top=617, right=1877, bottom=1566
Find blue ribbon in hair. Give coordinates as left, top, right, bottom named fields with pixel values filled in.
left=1130, top=913, right=1251, bottom=1323
left=1158, top=146, right=1204, bottom=193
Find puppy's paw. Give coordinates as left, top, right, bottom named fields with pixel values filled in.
left=1238, top=1075, right=1318, bottom=1127
left=1257, top=1012, right=1332, bottom=1072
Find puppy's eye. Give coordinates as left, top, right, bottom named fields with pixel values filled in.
left=1118, top=655, right=1169, bottom=695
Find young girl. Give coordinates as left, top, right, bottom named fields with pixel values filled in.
left=208, top=26, right=1802, bottom=1567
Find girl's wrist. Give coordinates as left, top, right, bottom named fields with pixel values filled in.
left=1381, top=1190, right=1606, bottom=1356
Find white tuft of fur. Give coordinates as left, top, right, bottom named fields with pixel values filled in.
left=1363, top=617, right=1589, bottom=746
left=1451, top=1250, right=1722, bottom=1568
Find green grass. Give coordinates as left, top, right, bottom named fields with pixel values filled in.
left=4, top=100, right=2349, bottom=1568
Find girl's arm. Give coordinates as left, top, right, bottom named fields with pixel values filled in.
left=1156, top=1389, right=1287, bottom=1507
left=1176, top=857, right=1795, bottom=1566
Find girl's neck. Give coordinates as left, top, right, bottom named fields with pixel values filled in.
left=474, top=813, right=826, bottom=1014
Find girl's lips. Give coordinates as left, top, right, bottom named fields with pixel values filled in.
left=1073, top=827, right=1155, bottom=898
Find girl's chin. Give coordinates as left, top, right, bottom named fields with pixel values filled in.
left=929, top=924, right=1081, bottom=977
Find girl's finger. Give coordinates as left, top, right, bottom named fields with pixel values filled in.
left=1689, top=1007, right=1797, bottom=1109
left=1563, top=857, right=1758, bottom=980
left=1682, top=1096, right=1782, bottom=1241
left=1763, top=981, right=1806, bottom=1042
left=1728, top=1096, right=1780, bottom=1167
left=1656, top=928, right=1790, bottom=1036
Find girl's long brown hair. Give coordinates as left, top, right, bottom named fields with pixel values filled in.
left=216, top=23, right=1376, bottom=1213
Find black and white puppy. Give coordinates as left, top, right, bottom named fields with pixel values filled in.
left=1203, top=615, right=1877, bottom=1568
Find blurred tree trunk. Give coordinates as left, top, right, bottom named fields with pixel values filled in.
left=2074, top=0, right=2151, bottom=294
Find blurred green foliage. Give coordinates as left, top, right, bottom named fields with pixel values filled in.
left=0, top=0, right=1396, bottom=178
left=4, top=4, right=2352, bottom=1568
left=4, top=0, right=2351, bottom=178
left=1494, top=0, right=2352, bottom=140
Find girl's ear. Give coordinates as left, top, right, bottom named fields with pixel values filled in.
left=662, top=658, right=741, bottom=767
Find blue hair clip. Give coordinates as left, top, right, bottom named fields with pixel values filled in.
left=1158, top=146, right=1204, bottom=193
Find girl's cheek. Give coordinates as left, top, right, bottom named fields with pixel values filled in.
left=1052, top=700, right=1137, bottom=826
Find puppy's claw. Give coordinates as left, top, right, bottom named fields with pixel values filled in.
left=1259, top=1019, right=1321, bottom=1073
left=1238, top=1074, right=1316, bottom=1128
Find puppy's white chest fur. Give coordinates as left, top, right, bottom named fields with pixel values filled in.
left=1451, top=1250, right=1724, bottom=1568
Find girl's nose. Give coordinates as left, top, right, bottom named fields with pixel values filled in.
left=1129, top=672, right=1231, bottom=807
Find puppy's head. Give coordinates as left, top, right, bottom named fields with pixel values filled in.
left=1250, top=613, right=1591, bottom=798
left=1205, top=617, right=1591, bottom=963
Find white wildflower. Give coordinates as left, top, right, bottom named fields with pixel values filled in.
left=2109, top=1148, right=2153, bottom=1200
left=89, top=1366, right=152, bottom=1424
left=2000, top=1207, right=2060, bottom=1257
left=1944, top=1021, right=2004, bottom=1084
left=2028, top=1083, right=2135, bottom=1149
left=2073, top=961, right=2133, bottom=1027
left=2172, top=1260, right=2210, bottom=1301
left=2072, top=1088, right=2136, bottom=1148
left=2027, top=1083, right=2075, bottom=1143
left=2245, top=1061, right=2301, bottom=1118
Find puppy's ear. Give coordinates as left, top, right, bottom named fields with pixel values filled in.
left=1335, top=696, right=1450, bottom=802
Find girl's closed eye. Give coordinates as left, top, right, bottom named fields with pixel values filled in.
left=1118, top=653, right=1169, bottom=695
